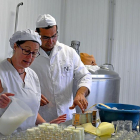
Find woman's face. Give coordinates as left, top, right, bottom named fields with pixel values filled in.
left=13, top=41, right=40, bottom=68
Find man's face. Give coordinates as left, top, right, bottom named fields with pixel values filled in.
left=39, top=26, right=58, bottom=51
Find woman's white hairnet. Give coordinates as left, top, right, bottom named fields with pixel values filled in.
left=9, top=29, right=42, bottom=49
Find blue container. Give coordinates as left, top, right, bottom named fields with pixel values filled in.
left=96, top=103, right=140, bottom=130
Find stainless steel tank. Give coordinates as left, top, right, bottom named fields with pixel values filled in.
left=75, top=64, right=120, bottom=113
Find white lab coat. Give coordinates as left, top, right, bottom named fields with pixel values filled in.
left=0, top=59, right=41, bottom=130
left=30, top=41, right=92, bottom=121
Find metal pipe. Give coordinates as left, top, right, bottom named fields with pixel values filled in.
left=107, top=0, right=115, bottom=64
left=14, top=2, right=23, bottom=32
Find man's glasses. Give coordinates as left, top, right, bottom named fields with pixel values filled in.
left=41, top=31, right=58, bottom=41
left=18, top=45, right=40, bottom=58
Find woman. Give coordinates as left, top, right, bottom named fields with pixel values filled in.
left=0, top=29, right=66, bottom=131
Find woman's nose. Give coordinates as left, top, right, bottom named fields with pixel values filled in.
left=27, top=52, right=33, bottom=58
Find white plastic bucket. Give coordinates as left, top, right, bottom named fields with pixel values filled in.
left=0, top=97, right=34, bottom=135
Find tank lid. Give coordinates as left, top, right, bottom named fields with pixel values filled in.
left=91, top=69, right=120, bottom=79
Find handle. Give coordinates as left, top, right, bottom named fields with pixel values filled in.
left=98, top=103, right=111, bottom=109
left=86, top=103, right=111, bottom=113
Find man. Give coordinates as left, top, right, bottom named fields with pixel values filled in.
left=30, top=14, right=92, bottom=122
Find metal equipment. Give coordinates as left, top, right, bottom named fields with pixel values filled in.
left=74, top=64, right=120, bottom=113
left=71, top=40, right=80, bottom=55
left=87, top=66, right=120, bottom=108
left=70, top=40, right=120, bottom=113
left=14, top=2, right=23, bottom=32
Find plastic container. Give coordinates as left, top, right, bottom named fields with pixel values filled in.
left=96, top=103, right=140, bottom=130
left=0, top=97, right=33, bottom=135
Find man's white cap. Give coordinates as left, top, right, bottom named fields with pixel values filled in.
left=9, top=29, right=42, bottom=49
left=36, top=14, right=56, bottom=28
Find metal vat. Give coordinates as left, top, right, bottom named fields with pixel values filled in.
left=75, top=64, right=120, bottom=113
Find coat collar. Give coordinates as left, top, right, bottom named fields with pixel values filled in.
left=39, top=41, right=62, bottom=59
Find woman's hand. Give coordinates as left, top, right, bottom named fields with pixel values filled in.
left=0, top=93, right=14, bottom=108
left=40, top=94, right=49, bottom=106
left=0, top=79, right=4, bottom=93
left=50, top=114, right=67, bottom=124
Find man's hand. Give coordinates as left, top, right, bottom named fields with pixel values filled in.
left=69, top=87, right=89, bottom=113
left=0, top=93, right=14, bottom=108
left=40, top=94, right=49, bottom=106
left=50, top=114, right=67, bottom=124
left=0, top=79, right=4, bottom=93
left=69, top=93, right=88, bottom=113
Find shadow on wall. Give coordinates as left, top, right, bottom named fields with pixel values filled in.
left=4, top=11, right=15, bottom=61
